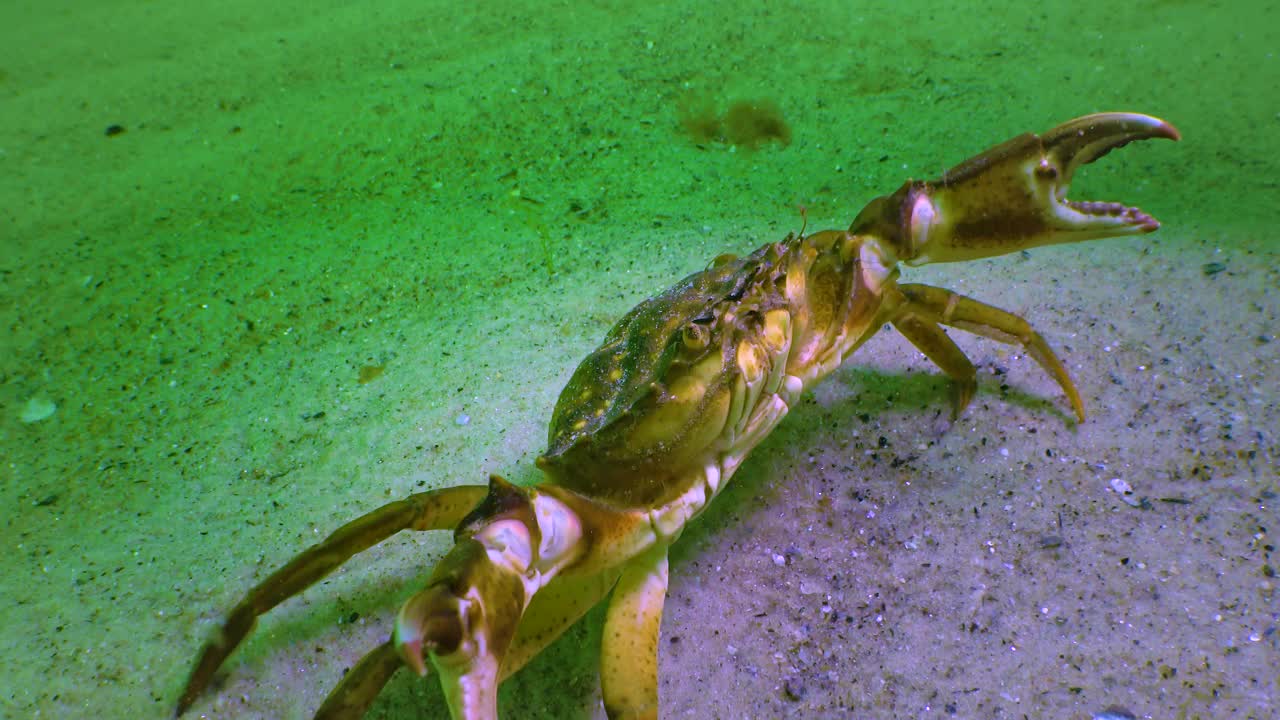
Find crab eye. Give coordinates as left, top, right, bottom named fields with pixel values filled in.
left=682, top=323, right=710, bottom=350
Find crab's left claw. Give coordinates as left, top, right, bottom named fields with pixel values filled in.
left=852, top=112, right=1180, bottom=265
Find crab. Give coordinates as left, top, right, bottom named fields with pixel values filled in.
left=175, top=112, right=1179, bottom=720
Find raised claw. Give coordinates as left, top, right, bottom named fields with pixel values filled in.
left=851, top=112, right=1181, bottom=265
left=982, top=112, right=1180, bottom=235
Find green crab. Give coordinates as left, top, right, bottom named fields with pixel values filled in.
left=175, top=112, right=1179, bottom=719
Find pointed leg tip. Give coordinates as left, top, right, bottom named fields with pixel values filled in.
left=1068, top=396, right=1087, bottom=424
left=949, top=379, right=977, bottom=421
left=174, top=690, right=199, bottom=719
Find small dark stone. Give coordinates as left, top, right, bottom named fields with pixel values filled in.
left=104, top=124, right=126, bottom=137
left=1202, top=261, right=1226, bottom=276
left=782, top=677, right=806, bottom=701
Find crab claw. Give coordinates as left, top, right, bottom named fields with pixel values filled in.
left=852, top=112, right=1180, bottom=265
left=393, top=537, right=529, bottom=719
left=393, top=475, right=540, bottom=719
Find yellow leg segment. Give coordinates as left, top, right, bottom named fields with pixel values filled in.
left=502, top=569, right=623, bottom=680
left=600, top=544, right=670, bottom=720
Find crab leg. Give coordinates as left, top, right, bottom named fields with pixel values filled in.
left=313, top=640, right=401, bottom=719
left=889, top=307, right=978, bottom=419
left=174, top=484, right=488, bottom=717
left=500, top=568, right=623, bottom=675
left=888, top=282, right=1085, bottom=420
left=600, top=544, right=670, bottom=720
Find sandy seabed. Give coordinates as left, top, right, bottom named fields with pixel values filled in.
left=1, top=2, right=1276, bottom=719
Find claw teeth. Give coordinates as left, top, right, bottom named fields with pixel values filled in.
left=1065, top=200, right=1159, bottom=231
left=1068, top=200, right=1125, bottom=216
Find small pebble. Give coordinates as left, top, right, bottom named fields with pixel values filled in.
left=1202, top=261, right=1226, bottom=276
left=20, top=396, right=57, bottom=423
left=1108, top=477, right=1145, bottom=507
left=1109, top=477, right=1133, bottom=495
left=455, top=413, right=470, bottom=426
left=1038, top=535, right=1063, bottom=549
